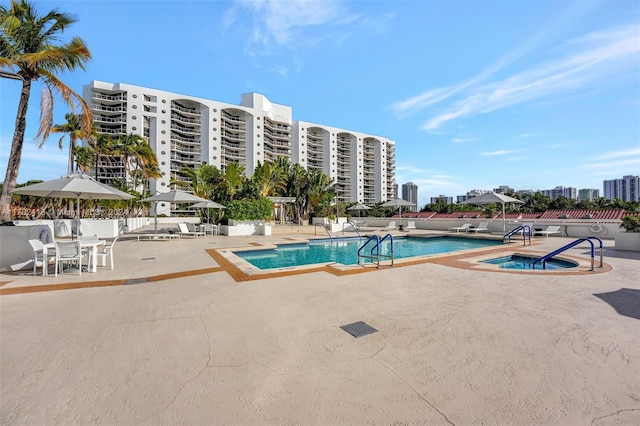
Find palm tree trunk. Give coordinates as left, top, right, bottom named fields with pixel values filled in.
left=0, top=78, right=32, bottom=223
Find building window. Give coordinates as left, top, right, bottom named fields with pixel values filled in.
left=132, top=116, right=137, bottom=120
left=161, top=161, right=165, bottom=165
left=132, top=127, right=137, bottom=131
left=161, top=120, right=166, bottom=124
left=161, top=182, right=166, bottom=186
left=161, top=140, right=166, bottom=144
left=132, top=94, right=137, bottom=98
left=162, top=99, right=166, bottom=103
left=161, top=130, right=166, bottom=134
left=132, top=105, right=137, bottom=109
left=161, top=151, right=166, bottom=155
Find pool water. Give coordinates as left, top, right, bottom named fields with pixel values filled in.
left=481, top=254, right=577, bottom=270
left=236, top=236, right=502, bottom=270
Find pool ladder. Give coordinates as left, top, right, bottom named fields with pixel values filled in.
left=504, top=225, right=532, bottom=245
left=357, top=234, right=394, bottom=268
left=532, top=236, right=603, bottom=271
left=342, top=221, right=363, bottom=240
left=314, top=223, right=333, bottom=241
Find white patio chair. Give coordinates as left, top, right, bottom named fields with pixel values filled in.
left=534, top=225, right=562, bottom=238
left=95, top=237, right=118, bottom=270
left=203, top=223, right=218, bottom=236
left=449, top=223, right=472, bottom=233
left=28, top=239, right=56, bottom=276
left=469, top=222, right=490, bottom=233
left=54, top=240, right=83, bottom=276
left=179, top=223, right=205, bottom=238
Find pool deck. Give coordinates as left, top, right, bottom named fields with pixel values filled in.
left=1, top=228, right=639, bottom=424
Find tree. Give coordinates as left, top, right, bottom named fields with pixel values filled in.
left=252, top=160, right=285, bottom=197
left=111, top=133, right=159, bottom=190
left=224, top=162, right=245, bottom=201
left=0, top=0, right=92, bottom=222
left=52, top=113, right=95, bottom=174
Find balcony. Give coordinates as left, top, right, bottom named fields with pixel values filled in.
left=171, top=102, right=201, bottom=116
left=170, top=133, right=200, bottom=145
left=92, top=92, right=126, bottom=103
left=221, top=111, right=245, bottom=123
left=171, top=123, right=201, bottom=136
left=92, top=104, right=126, bottom=113
left=171, top=112, right=201, bottom=125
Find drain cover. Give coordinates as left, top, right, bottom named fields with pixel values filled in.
left=340, top=321, right=378, bottom=338
left=125, top=278, right=148, bottom=285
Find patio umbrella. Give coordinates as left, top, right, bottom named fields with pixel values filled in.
left=381, top=198, right=414, bottom=229
left=460, top=192, right=524, bottom=232
left=139, top=190, right=211, bottom=233
left=188, top=200, right=227, bottom=224
left=347, top=203, right=371, bottom=218
left=12, top=173, right=134, bottom=234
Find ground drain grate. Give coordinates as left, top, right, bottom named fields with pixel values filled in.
left=125, top=278, right=148, bottom=285
left=340, top=321, right=378, bottom=338
left=141, top=257, right=155, bottom=260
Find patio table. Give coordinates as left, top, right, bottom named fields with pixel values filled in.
left=42, top=240, right=106, bottom=276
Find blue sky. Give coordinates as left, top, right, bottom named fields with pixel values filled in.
left=1, top=0, right=639, bottom=208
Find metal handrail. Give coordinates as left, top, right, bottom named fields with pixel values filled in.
left=504, top=225, right=531, bottom=246
left=358, top=235, right=380, bottom=267
left=314, top=223, right=332, bottom=241
left=377, top=233, right=395, bottom=267
left=342, top=222, right=363, bottom=240
left=532, top=237, right=603, bottom=271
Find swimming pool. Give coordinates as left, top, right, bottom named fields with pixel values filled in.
left=235, top=236, right=503, bottom=270
left=481, top=254, right=577, bottom=270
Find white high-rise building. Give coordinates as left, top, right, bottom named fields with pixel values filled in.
left=604, top=175, right=639, bottom=202
left=402, top=182, right=418, bottom=212
left=84, top=81, right=396, bottom=214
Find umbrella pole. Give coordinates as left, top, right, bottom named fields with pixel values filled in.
left=502, top=202, right=506, bottom=233
left=154, top=201, right=158, bottom=234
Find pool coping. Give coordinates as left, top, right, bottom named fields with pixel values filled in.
left=208, top=237, right=612, bottom=282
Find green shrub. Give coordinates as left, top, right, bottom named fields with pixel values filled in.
left=620, top=215, right=640, bottom=233
left=226, top=197, right=274, bottom=221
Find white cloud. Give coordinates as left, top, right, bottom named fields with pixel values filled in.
left=589, top=147, right=640, bottom=161
left=480, top=150, right=517, bottom=156
left=451, top=137, right=476, bottom=144
left=393, top=23, right=640, bottom=131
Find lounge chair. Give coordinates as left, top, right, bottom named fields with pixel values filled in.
left=385, top=221, right=396, bottom=230
left=449, top=223, right=472, bottom=233
left=178, top=223, right=205, bottom=238
left=534, top=225, right=562, bottom=238
left=469, top=222, right=490, bottom=233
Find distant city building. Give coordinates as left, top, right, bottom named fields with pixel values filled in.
left=456, top=189, right=490, bottom=203
left=402, top=182, right=419, bottom=211
left=431, top=195, right=453, bottom=205
left=578, top=188, right=600, bottom=202
left=84, top=80, right=396, bottom=215
left=542, top=186, right=577, bottom=200
left=493, top=185, right=514, bottom=194
left=604, top=175, right=639, bottom=202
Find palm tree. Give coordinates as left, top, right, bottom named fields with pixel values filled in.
left=0, top=0, right=92, bottom=222
left=111, top=133, right=159, bottom=190
left=224, top=162, right=245, bottom=201
left=52, top=113, right=96, bottom=174
left=252, top=160, right=285, bottom=197
left=73, top=146, right=95, bottom=174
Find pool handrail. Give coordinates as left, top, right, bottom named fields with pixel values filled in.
left=358, top=234, right=381, bottom=267
left=504, top=225, right=531, bottom=246
left=376, top=233, right=395, bottom=267
left=314, top=223, right=333, bottom=241
left=342, top=221, right=363, bottom=240
left=532, top=236, right=603, bottom=271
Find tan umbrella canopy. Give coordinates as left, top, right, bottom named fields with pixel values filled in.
left=460, top=192, right=524, bottom=232
left=347, top=203, right=371, bottom=218
left=188, top=200, right=227, bottom=224
left=139, top=190, right=211, bottom=233
left=12, top=173, right=134, bottom=220
left=381, top=198, right=413, bottom=229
